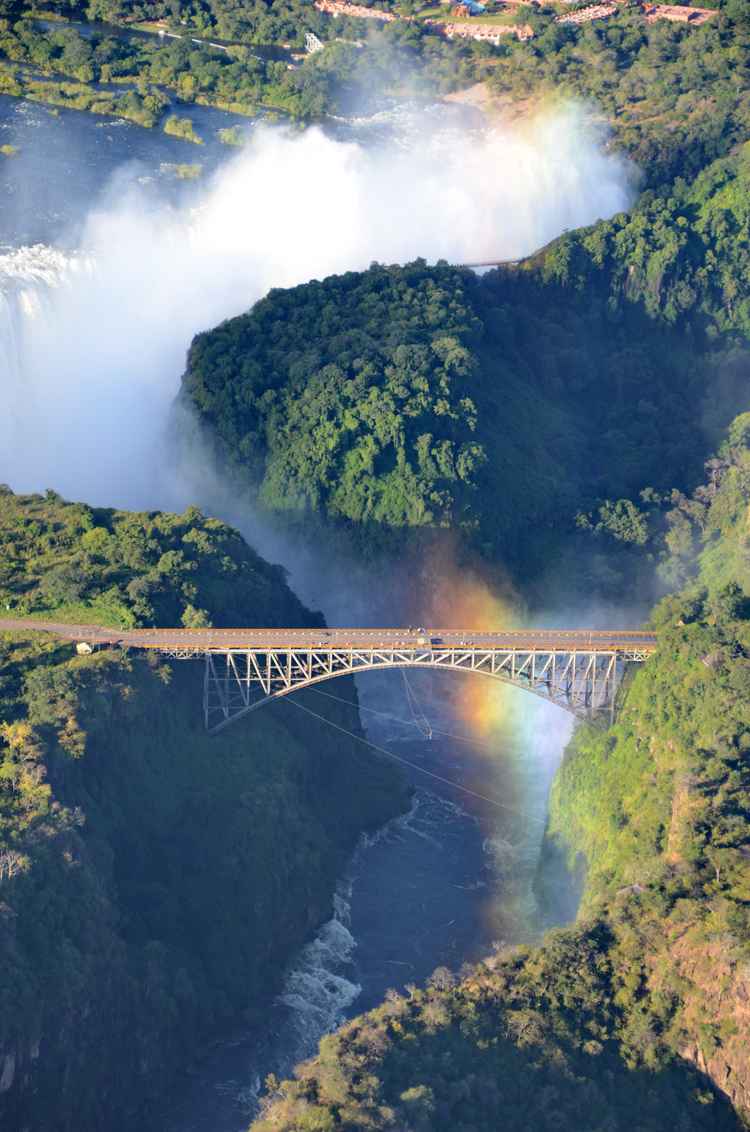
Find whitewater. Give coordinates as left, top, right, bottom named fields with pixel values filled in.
left=0, top=106, right=631, bottom=510
left=0, top=100, right=605, bottom=1128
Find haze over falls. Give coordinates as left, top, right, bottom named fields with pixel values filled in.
left=0, top=107, right=630, bottom=511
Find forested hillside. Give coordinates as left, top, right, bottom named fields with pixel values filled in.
left=179, top=78, right=750, bottom=601
left=180, top=255, right=737, bottom=601
left=0, top=489, right=408, bottom=1130
left=3, top=0, right=749, bottom=143
left=247, top=413, right=750, bottom=1130
left=537, top=144, right=750, bottom=341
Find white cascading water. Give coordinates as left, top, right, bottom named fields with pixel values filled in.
left=0, top=246, right=86, bottom=466
left=0, top=109, right=610, bottom=1124
left=0, top=109, right=632, bottom=510
left=277, top=887, right=362, bottom=1053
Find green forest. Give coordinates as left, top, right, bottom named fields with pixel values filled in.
left=0, top=489, right=408, bottom=1129
left=536, top=143, right=750, bottom=340
left=247, top=415, right=750, bottom=1132
left=178, top=94, right=750, bottom=601
left=180, top=248, right=733, bottom=604
left=1, top=1, right=748, bottom=142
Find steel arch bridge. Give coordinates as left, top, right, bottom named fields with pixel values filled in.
left=198, top=635, right=654, bottom=733
left=0, top=621, right=657, bottom=734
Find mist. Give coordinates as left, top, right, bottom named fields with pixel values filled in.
left=1, top=105, right=631, bottom=517
left=1, top=104, right=613, bottom=938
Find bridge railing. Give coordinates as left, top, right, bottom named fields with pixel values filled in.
left=196, top=644, right=642, bottom=733
left=0, top=618, right=654, bottom=734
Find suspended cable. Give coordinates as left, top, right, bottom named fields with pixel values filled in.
left=400, top=668, right=433, bottom=740
left=285, top=695, right=547, bottom=824
left=308, top=685, right=504, bottom=754
left=309, top=686, right=417, bottom=728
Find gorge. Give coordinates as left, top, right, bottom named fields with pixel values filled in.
left=0, top=92, right=632, bottom=1131
left=2, top=5, right=750, bottom=1126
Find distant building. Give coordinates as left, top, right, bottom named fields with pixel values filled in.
left=642, top=3, right=717, bottom=24
left=305, top=30, right=325, bottom=52
left=452, top=0, right=487, bottom=14
left=433, top=18, right=533, bottom=40
left=313, top=0, right=397, bottom=21
left=556, top=3, right=617, bottom=26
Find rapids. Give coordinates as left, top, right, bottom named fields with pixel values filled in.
left=0, top=90, right=591, bottom=1131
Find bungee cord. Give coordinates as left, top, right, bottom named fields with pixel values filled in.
left=307, top=685, right=507, bottom=754
left=400, top=668, right=433, bottom=740
left=285, top=695, right=547, bottom=824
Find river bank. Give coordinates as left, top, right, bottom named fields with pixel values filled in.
left=0, top=93, right=609, bottom=1132
left=160, top=701, right=574, bottom=1131
left=0, top=14, right=300, bottom=126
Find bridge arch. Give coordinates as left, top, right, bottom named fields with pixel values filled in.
left=201, top=644, right=633, bottom=733
left=0, top=618, right=655, bottom=735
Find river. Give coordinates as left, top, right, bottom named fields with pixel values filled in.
left=0, top=93, right=266, bottom=246
left=159, top=696, right=574, bottom=1132
left=0, top=90, right=585, bottom=1132
left=0, top=90, right=484, bottom=247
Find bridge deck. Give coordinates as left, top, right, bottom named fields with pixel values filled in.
left=0, top=619, right=657, bottom=655
left=0, top=619, right=657, bottom=730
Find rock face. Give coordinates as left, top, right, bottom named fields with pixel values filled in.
left=672, top=937, right=750, bottom=1121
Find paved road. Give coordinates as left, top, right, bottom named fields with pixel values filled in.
left=0, top=618, right=657, bottom=654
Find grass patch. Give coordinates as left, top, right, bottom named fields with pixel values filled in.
left=163, top=114, right=204, bottom=144
left=217, top=124, right=246, bottom=145
left=161, top=161, right=203, bottom=179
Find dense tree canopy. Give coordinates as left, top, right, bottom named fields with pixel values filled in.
left=181, top=257, right=725, bottom=597
left=248, top=415, right=750, bottom=1132
left=0, top=484, right=309, bottom=628
left=0, top=490, right=407, bottom=1130
left=537, top=144, right=750, bottom=341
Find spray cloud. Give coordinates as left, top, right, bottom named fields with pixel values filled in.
left=1, top=105, right=631, bottom=511
left=0, top=106, right=612, bottom=929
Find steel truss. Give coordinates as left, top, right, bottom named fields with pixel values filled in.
left=172, top=645, right=651, bottom=734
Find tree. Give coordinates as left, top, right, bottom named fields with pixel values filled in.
left=711, top=582, right=748, bottom=623
left=181, top=603, right=213, bottom=628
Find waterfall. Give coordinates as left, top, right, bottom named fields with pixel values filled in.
left=0, top=246, right=86, bottom=466
left=0, top=109, right=632, bottom=512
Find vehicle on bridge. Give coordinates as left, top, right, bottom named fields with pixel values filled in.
left=0, top=618, right=657, bottom=734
